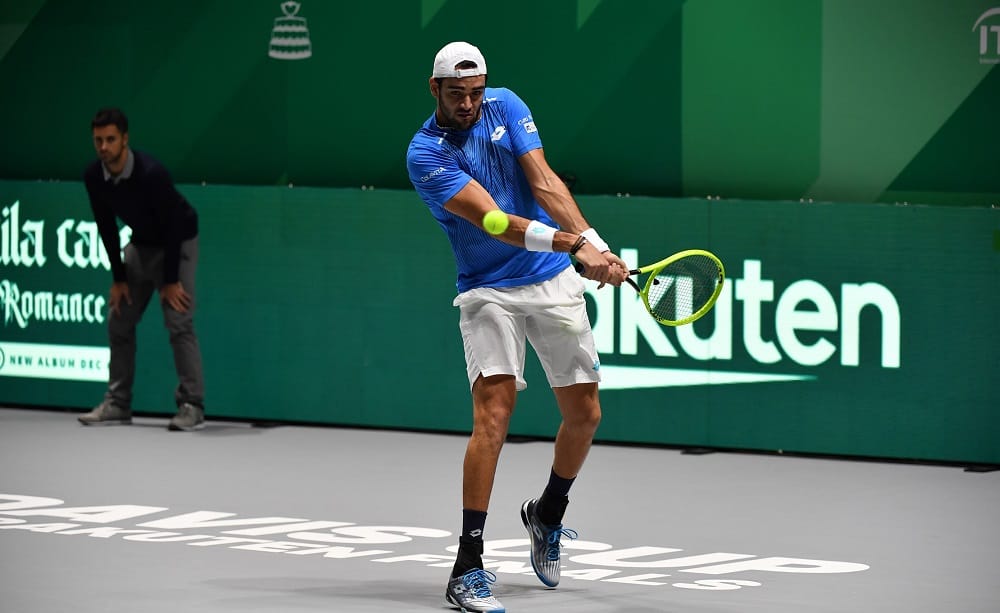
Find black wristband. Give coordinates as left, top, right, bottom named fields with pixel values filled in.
left=569, top=235, right=588, bottom=256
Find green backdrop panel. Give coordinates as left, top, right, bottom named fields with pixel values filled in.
left=2, top=180, right=997, bottom=464
left=1, top=1, right=997, bottom=206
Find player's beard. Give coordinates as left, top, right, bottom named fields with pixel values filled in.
left=437, top=102, right=479, bottom=130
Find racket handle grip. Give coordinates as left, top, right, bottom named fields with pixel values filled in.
left=576, top=261, right=639, bottom=276
left=576, top=260, right=641, bottom=291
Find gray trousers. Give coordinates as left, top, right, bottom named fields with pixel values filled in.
left=105, top=237, right=205, bottom=410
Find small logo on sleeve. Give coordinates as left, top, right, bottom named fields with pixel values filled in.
left=420, top=167, right=446, bottom=182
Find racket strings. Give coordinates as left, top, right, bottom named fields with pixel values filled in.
left=645, top=255, right=721, bottom=323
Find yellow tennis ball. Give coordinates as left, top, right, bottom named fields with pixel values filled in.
left=482, top=210, right=509, bottom=235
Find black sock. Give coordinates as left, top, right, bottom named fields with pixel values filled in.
left=536, top=468, right=574, bottom=525
left=452, top=509, right=487, bottom=577
left=461, top=509, right=487, bottom=542
left=452, top=537, right=484, bottom=578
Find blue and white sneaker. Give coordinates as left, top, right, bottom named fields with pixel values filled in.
left=520, top=498, right=578, bottom=587
left=445, top=569, right=505, bottom=613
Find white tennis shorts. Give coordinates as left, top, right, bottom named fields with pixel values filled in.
left=453, top=266, right=601, bottom=391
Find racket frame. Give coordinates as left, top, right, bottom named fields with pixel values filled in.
left=629, top=249, right=725, bottom=326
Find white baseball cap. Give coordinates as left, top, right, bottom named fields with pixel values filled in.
left=432, top=41, right=487, bottom=78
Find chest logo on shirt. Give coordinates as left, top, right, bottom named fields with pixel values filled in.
left=490, top=126, right=507, bottom=142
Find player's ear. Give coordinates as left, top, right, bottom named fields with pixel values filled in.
left=429, top=77, right=440, bottom=99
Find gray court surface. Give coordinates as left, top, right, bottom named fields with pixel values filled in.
left=1, top=406, right=998, bottom=613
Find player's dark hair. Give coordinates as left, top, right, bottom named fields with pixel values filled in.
left=91, top=107, right=129, bottom=134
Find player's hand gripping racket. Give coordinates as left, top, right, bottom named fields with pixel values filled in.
left=576, top=249, right=725, bottom=326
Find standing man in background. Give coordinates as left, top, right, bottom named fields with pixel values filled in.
left=407, top=42, right=627, bottom=612
left=77, top=107, right=206, bottom=432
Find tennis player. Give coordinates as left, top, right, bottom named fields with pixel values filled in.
left=406, top=42, right=627, bottom=612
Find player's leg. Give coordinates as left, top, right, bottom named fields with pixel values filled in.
left=549, top=381, right=601, bottom=508
left=453, top=373, right=516, bottom=575
left=526, top=266, right=602, bottom=512
left=539, top=381, right=601, bottom=520
left=447, top=293, right=524, bottom=612
left=518, top=382, right=598, bottom=587
left=464, top=374, right=517, bottom=511
left=446, top=374, right=515, bottom=612
left=445, top=375, right=517, bottom=612
left=520, top=267, right=600, bottom=586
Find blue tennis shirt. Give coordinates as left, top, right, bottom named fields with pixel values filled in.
left=406, top=87, right=569, bottom=293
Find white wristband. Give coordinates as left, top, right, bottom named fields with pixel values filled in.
left=524, top=220, right=557, bottom=252
left=581, top=228, right=610, bottom=253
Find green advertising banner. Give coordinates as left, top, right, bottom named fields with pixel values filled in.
left=0, top=0, right=997, bottom=206
left=2, top=180, right=997, bottom=464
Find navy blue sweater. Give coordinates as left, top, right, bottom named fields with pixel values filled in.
left=83, top=150, right=198, bottom=284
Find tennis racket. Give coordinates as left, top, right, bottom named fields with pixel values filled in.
left=576, top=249, right=725, bottom=326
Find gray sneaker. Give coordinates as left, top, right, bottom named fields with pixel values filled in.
left=520, top=498, right=578, bottom=587
left=168, top=403, right=204, bottom=431
left=445, top=569, right=504, bottom=613
left=78, top=401, right=132, bottom=426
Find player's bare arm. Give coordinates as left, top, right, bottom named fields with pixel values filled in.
left=443, top=180, right=586, bottom=254
left=517, top=148, right=627, bottom=286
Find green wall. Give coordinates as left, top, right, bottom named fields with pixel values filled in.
left=2, top=180, right=997, bottom=464
left=0, top=0, right=997, bottom=205
left=2, top=1, right=998, bottom=463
